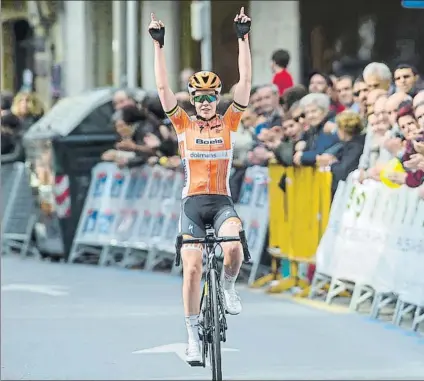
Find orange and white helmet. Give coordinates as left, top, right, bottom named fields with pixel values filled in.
left=188, top=71, right=222, bottom=95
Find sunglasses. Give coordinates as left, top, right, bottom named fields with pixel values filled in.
left=293, top=113, right=305, bottom=122
left=193, top=94, right=217, bottom=103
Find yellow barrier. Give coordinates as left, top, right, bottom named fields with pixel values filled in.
left=251, top=164, right=332, bottom=297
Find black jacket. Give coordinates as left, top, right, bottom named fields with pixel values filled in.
left=330, top=134, right=366, bottom=194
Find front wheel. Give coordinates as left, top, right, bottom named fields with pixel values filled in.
left=209, top=269, right=222, bottom=380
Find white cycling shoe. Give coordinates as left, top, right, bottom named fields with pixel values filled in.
left=186, top=340, right=202, bottom=365
left=224, top=288, right=242, bottom=315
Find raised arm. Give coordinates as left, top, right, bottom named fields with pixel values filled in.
left=148, top=13, right=177, bottom=113
left=232, top=7, right=252, bottom=107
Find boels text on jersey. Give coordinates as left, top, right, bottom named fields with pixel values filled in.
left=195, top=137, right=224, bottom=145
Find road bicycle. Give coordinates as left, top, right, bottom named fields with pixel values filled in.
left=175, top=224, right=251, bottom=381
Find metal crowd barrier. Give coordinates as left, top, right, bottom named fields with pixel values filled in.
left=69, top=162, right=270, bottom=285
left=1, top=162, right=38, bottom=257
left=310, top=173, right=424, bottom=331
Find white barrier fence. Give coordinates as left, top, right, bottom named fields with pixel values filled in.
left=69, top=162, right=269, bottom=284
left=310, top=174, right=424, bottom=331
left=1, top=162, right=38, bottom=257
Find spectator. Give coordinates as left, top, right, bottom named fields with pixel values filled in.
left=386, top=92, right=411, bottom=129
left=308, top=72, right=332, bottom=95
left=414, top=99, right=424, bottom=129
left=281, top=84, right=308, bottom=113
left=101, top=109, right=139, bottom=168
left=393, top=64, right=420, bottom=97
left=112, top=89, right=137, bottom=110
left=252, top=84, right=282, bottom=127
left=382, top=92, right=411, bottom=158
left=308, top=71, right=345, bottom=117
left=335, top=75, right=355, bottom=110
left=263, top=106, right=304, bottom=167
left=365, top=88, right=387, bottom=117
left=412, top=90, right=424, bottom=130
left=271, top=49, right=294, bottom=97
left=362, top=62, right=392, bottom=92
left=388, top=101, right=424, bottom=188
left=317, top=110, right=365, bottom=195
left=1, top=90, right=14, bottom=116
left=233, top=107, right=255, bottom=167
left=1, top=112, right=21, bottom=155
left=413, top=90, right=424, bottom=109
left=293, top=93, right=340, bottom=166
left=10, top=91, right=44, bottom=132
left=358, top=93, right=397, bottom=182
left=352, top=76, right=369, bottom=120
left=290, top=101, right=307, bottom=132
left=104, top=104, right=178, bottom=169
left=229, top=107, right=255, bottom=201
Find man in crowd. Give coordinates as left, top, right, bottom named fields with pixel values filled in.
left=250, top=84, right=282, bottom=131
left=308, top=71, right=345, bottom=116
left=362, top=62, right=392, bottom=92
left=352, top=76, right=369, bottom=120
left=393, top=64, right=420, bottom=97
left=336, top=75, right=355, bottom=110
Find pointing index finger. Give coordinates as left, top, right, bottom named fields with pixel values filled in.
left=151, top=13, right=157, bottom=21
left=240, top=6, right=245, bottom=15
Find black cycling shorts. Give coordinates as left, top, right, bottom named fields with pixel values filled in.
left=179, top=195, right=240, bottom=238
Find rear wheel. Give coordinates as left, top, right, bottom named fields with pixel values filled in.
left=209, top=269, right=222, bottom=380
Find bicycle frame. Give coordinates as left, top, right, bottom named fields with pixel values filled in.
left=174, top=227, right=251, bottom=380
left=199, top=238, right=228, bottom=342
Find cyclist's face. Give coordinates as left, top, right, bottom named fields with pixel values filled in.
left=193, top=91, right=218, bottom=119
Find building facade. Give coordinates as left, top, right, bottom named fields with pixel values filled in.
left=3, top=1, right=422, bottom=104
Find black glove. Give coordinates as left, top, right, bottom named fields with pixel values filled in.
left=149, top=26, right=165, bottom=48
left=234, top=20, right=251, bottom=40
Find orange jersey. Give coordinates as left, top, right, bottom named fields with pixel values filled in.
left=166, top=102, right=246, bottom=198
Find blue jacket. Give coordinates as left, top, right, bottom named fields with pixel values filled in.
left=300, top=120, right=340, bottom=166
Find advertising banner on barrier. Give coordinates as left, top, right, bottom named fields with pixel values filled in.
left=72, top=163, right=269, bottom=265
left=315, top=176, right=424, bottom=309
left=236, top=165, right=269, bottom=264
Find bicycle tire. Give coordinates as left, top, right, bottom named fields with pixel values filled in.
left=209, top=268, right=222, bottom=380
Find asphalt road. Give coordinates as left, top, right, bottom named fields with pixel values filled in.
left=2, top=255, right=424, bottom=380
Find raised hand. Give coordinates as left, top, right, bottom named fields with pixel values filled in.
left=148, top=13, right=165, bottom=47
left=234, top=6, right=251, bottom=39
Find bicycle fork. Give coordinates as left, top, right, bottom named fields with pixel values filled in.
left=198, top=271, right=228, bottom=359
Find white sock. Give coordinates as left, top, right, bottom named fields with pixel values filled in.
left=223, top=270, right=237, bottom=291
left=185, top=315, right=199, bottom=343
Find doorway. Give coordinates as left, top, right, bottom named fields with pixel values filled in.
left=13, top=19, right=34, bottom=92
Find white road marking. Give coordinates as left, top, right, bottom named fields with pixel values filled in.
left=1, top=284, right=69, bottom=296
left=133, top=342, right=238, bottom=366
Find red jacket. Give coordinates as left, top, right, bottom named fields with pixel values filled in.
left=273, top=69, right=294, bottom=96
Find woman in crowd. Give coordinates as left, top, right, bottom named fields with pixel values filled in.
left=10, top=91, right=44, bottom=132
left=293, top=93, right=340, bottom=166
left=316, top=110, right=366, bottom=194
